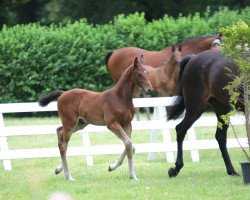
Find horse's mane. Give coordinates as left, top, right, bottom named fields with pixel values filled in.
left=176, top=34, right=217, bottom=46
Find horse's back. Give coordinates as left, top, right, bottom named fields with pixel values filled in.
left=107, top=47, right=171, bottom=82
left=182, top=50, right=239, bottom=107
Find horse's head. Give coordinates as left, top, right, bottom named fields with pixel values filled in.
left=132, top=56, right=153, bottom=95
left=211, top=33, right=222, bottom=50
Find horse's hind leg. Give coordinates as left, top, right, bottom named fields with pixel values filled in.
left=168, top=109, right=204, bottom=178
left=215, top=113, right=239, bottom=176
left=168, top=90, right=207, bottom=177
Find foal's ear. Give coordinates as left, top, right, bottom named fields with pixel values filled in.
left=171, top=45, right=176, bottom=52
left=133, top=57, right=139, bottom=69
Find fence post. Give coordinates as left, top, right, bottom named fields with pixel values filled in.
left=148, top=107, right=174, bottom=162
left=187, top=127, right=199, bottom=161
left=0, top=113, right=12, bottom=170
left=160, top=107, right=175, bottom=163
left=148, top=107, right=160, bottom=161
left=82, top=132, right=93, bottom=166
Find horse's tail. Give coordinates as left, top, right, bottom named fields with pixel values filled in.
left=38, top=90, right=64, bottom=107
left=166, top=55, right=194, bottom=120
left=105, top=51, right=113, bottom=68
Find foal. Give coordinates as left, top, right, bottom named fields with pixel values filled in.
left=143, top=45, right=182, bottom=96
left=38, top=57, right=153, bottom=180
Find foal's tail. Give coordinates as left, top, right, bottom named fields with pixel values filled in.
left=166, top=55, right=194, bottom=120
left=38, top=90, right=64, bottom=107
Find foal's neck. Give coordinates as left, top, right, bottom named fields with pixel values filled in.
left=114, top=67, right=135, bottom=102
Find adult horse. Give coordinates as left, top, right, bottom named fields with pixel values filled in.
left=106, top=34, right=222, bottom=83
left=167, top=50, right=244, bottom=177
left=38, top=56, right=153, bottom=181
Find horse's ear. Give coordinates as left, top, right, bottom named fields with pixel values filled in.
left=172, top=45, right=175, bottom=52
left=178, top=45, right=182, bottom=52
left=218, top=33, right=222, bottom=40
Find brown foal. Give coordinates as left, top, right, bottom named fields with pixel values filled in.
left=38, top=56, right=153, bottom=180
left=135, top=45, right=182, bottom=97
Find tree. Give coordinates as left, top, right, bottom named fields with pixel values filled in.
left=220, top=21, right=250, bottom=161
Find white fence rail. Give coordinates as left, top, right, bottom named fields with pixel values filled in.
left=0, top=97, right=247, bottom=171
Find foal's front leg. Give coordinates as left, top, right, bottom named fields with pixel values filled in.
left=107, top=122, right=137, bottom=180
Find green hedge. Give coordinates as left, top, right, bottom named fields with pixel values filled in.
left=0, top=7, right=249, bottom=103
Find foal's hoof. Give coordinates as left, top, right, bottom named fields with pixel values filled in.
left=130, top=176, right=138, bottom=180
left=168, top=167, right=178, bottom=178
left=108, top=166, right=112, bottom=172
left=55, top=168, right=62, bottom=175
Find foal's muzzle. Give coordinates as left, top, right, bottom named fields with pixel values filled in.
left=144, top=88, right=153, bottom=95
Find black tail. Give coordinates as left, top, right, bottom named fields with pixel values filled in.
left=166, top=55, right=194, bottom=120
left=105, top=51, right=113, bottom=72
left=38, top=90, right=64, bottom=107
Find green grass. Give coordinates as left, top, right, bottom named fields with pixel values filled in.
left=0, top=115, right=250, bottom=200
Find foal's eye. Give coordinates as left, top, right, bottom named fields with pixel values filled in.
left=137, top=74, right=142, bottom=79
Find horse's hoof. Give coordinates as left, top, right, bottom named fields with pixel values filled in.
left=108, top=166, right=112, bottom=172
left=229, top=171, right=240, bottom=177
left=168, top=167, right=178, bottom=178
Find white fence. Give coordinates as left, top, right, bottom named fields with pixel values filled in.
left=0, top=97, right=247, bottom=171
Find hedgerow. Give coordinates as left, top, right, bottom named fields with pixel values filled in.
left=0, top=7, right=249, bottom=103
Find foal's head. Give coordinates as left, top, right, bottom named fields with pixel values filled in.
left=131, top=56, right=153, bottom=95
left=163, top=45, right=182, bottom=70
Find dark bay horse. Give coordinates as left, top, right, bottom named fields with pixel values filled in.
left=106, top=34, right=222, bottom=83
left=167, top=50, right=244, bottom=177
left=38, top=57, right=153, bottom=180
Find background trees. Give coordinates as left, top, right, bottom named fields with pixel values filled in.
left=0, top=0, right=249, bottom=27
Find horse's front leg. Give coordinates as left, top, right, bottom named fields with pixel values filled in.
left=107, top=122, right=137, bottom=180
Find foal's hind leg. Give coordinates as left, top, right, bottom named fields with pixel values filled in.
left=55, top=126, right=64, bottom=175
left=57, top=126, right=75, bottom=180
left=56, top=119, right=88, bottom=180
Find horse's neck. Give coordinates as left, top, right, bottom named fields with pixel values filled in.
left=114, top=68, right=135, bottom=102
left=183, top=37, right=214, bottom=54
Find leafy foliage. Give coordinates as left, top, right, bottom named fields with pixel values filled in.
left=0, top=9, right=249, bottom=103
left=220, top=21, right=250, bottom=161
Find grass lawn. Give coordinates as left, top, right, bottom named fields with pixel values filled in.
left=0, top=114, right=249, bottom=200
